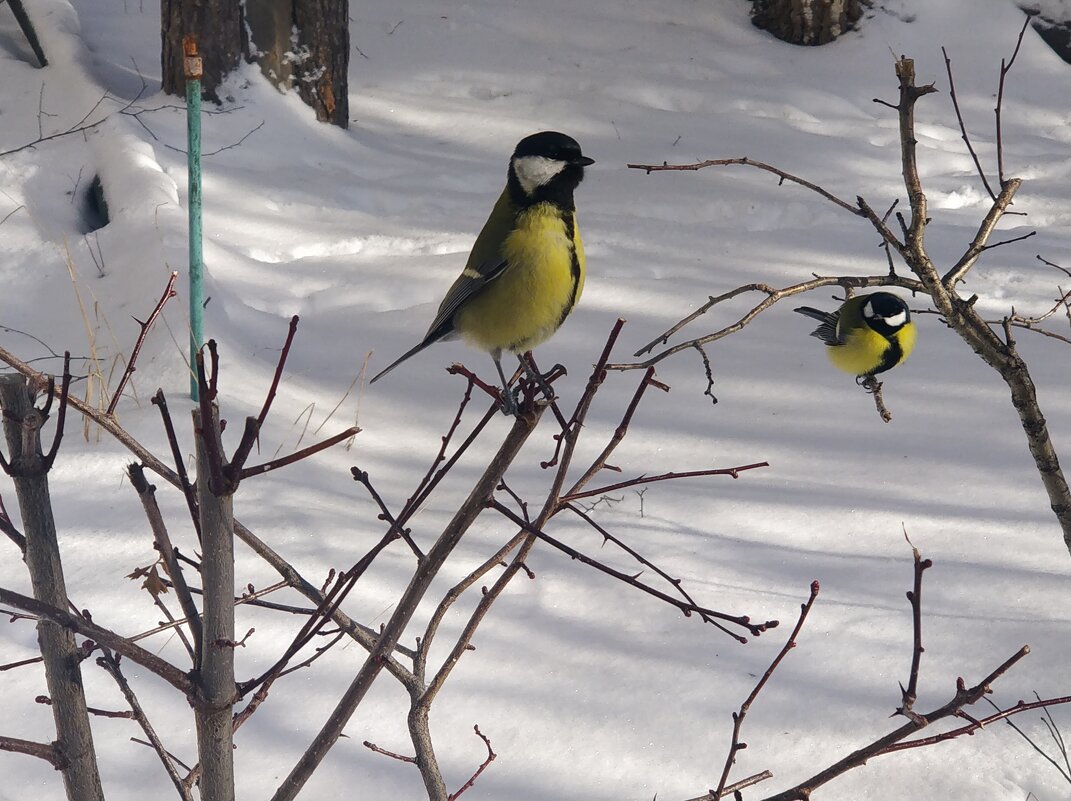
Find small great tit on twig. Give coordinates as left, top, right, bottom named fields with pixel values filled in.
left=794, top=292, right=917, bottom=377
left=371, top=131, right=594, bottom=414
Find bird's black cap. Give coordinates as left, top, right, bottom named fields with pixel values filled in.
left=513, top=131, right=595, bottom=166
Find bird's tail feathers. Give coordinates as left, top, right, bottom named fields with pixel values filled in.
left=794, top=306, right=840, bottom=345
left=793, top=306, right=832, bottom=323
left=369, top=339, right=433, bottom=384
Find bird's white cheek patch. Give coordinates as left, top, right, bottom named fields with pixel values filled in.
left=883, top=311, right=907, bottom=328
left=513, top=155, right=566, bottom=195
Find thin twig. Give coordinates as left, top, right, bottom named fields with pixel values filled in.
left=682, top=770, right=774, bottom=801
left=490, top=501, right=771, bottom=640
left=97, top=650, right=194, bottom=801
left=626, top=157, right=863, bottom=217
left=712, top=582, right=819, bottom=799
left=562, top=462, right=769, bottom=503
left=150, top=390, right=201, bottom=541
left=996, top=16, right=1032, bottom=186
left=362, top=741, right=416, bottom=764
left=448, top=725, right=496, bottom=800
left=942, top=46, right=996, bottom=201
left=238, top=426, right=360, bottom=480
left=106, top=272, right=178, bottom=415
left=898, top=535, right=932, bottom=718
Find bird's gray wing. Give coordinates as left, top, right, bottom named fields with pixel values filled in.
left=794, top=306, right=842, bottom=346
left=424, top=257, right=509, bottom=342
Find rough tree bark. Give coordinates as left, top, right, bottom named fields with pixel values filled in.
left=0, top=375, right=104, bottom=801
left=245, top=0, right=350, bottom=127
left=193, top=405, right=236, bottom=801
left=161, top=0, right=243, bottom=101
left=751, top=0, right=864, bottom=45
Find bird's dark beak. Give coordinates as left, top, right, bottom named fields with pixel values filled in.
left=574, top=155, right=595, bottom=167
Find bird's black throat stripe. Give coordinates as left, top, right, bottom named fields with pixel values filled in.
left=874, top=337, right=904, bottom=375
left=561, top=210, right=581, bottom=327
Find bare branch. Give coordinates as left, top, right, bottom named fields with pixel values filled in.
left=941, top=46, right=996, bottom=201
left=618, top=276, right=923, bottom=370
left=626, top=157, right=863, bottom=217
left=363, top=740, right=417, bottom=764
left=898, top=537, right=932, bottom=717
left=713, top=582, right=819, bottom=799
left=941, top=178, right=1025, bottom=287
left=0, top=735, right=66, bottom=769
left=996, top=16, right=1032, bottom=185
left=238, top=425, right=360, bottom=480
left=490, top=501, right=771, bottom=641
left=448, top=725, right=496, bottom=800
left=127, top=463, right=203, bottom=660
left=97, top=650, right=194, bottom=801
left=0, top=585, right=194, bottom=695
left=107, top=272, right=178, bottom=415
left=562, top=462, right=768, bottom=503
left=682, top=770, right=774, bottom=801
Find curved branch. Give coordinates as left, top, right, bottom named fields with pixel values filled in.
left=614, top=274, right=924, bottom=370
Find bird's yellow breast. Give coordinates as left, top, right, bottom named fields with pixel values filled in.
left=828, top=323, right=916, bottom=375
left=455, top=203, right=584, bottom=354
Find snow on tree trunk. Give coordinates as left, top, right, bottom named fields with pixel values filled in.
left=245, top=0, right=350, bottom=128
left=751, top=0, right=864, bottom=46
left=160, top=0, right=243, bottom=101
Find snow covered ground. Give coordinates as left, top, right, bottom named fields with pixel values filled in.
left=2, top=0, right=1070, bottom=799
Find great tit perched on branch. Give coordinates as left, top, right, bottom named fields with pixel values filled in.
left=370, top=131, right=594, bottom=414
left=794, top=292, right=917, bottom=377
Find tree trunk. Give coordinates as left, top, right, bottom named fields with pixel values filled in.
left=0, top=376, right=104, bottom=801
left=161, top=0, right=243, bottom=101
left=193, top=406, right=236, bottom=801
left=7, top=0, right=48, bottom=67
left=751, top=0, right=863, bottom=45
left=245, top=0, right=350, bottom=127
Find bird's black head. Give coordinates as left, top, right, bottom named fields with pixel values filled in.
left=508, top=131, right=594, bottom=209
left=862, top=292, right=911, bottom=336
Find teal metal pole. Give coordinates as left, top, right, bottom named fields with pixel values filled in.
left=184, top=36, right=204, bottom=401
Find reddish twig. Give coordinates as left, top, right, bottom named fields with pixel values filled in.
left=351, top=468, right=422, bottom=558
left=446, top=362, right=506, bottom=407
left=225, top=316, right=303, bottom=482
left=97, top=650, right=194, bottom=801
left=490, top=500, right=773, bottom=640
left=239, top=567, right=366, bottom=696
left=899, top=535, right=932, bottom=718
left=107, top=272, right=178, bottom=415
left=238, top=425, right=360, bottom=480
left=562, top=462, right=769, bottom=503
left=542, top=318, right=627, bottom=469
left=150, top=389, right=201, bottom=541
left=985, top=691, right=1071, bottom=783
left=42, top=352, right=71, bottom=471
left=565, top=502, right=734, bottom=634
left=194, top=347, right=228, bottom=495
left=257, top=315, right=299, bottom=431
left=760, top=549, right=1058, bottom=801
left=362, top=740, right=416, bottom=764
left=886, top=689, right=1071, bottom=754
left=713, top=582, right=819, bottom=799
left=448, top=725, right=496, bottom=800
